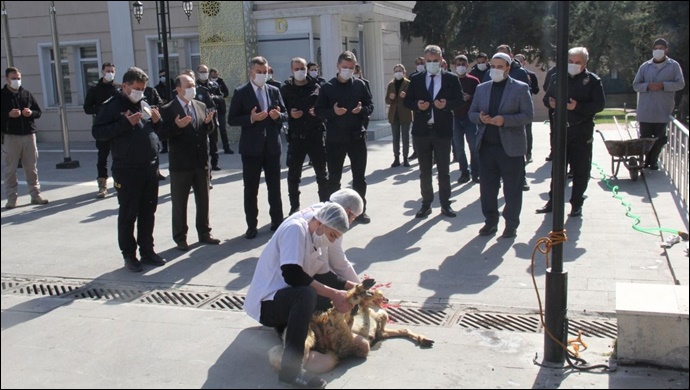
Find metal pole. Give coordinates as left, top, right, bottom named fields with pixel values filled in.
left=1, top=1, right=14, bottom=67
left=158, top=1, right=171, bottom=102
left=543, top=0, right=569, bottom=365
left=49, top=1, right=79, bottom=169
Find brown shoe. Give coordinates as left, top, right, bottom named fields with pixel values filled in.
left=31, top=196, right=49, bottom=205
left=199, top=236, right=221, bottom=245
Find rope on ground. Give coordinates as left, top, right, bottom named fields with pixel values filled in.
left=591, top=162, right=689, bottom=241
left=531, top=230, right=612, bottom=371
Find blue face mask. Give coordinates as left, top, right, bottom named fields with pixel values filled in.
left=426, top=62, right=440, bottom=75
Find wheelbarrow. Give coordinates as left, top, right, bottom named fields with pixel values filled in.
left=596, top=130, right=655, bottom=181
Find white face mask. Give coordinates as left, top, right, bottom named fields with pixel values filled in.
left=253, top=73, right=267, bottom=88
left=416, top=64, right=425, bottom=73
left=9, top=79, right=21, bottom=90
left=455, top=66, right=467, bottom=76
left=293, top=70, right=307, bottom=81
left=183, top=87, right=196, bottom=102
left=312, top=227, right=331, bottom=249
left=426, top=62, right=440, bottom=75
left=567, top=63, right=582, bottom=76
left=198, top=72, right=209, bottom=81
left=128, top=89, right=144, bottom=103
left=309, top=70, right=319, bottom=79
left=266, top=73, right=273, bottom=82
left=394, top=71, right=404, bottom=80
left=477, top=63, right=488, bottom=71
left=490, top=68, right=506, bottom=82
left=159, top=76, right=166, bottom=83
left=652, top=49, right=665, bottom=61
left=210, top=77, right=218, bottom=83
left=104, top=72, right=115, bottom=82
left=339, top=68, right=353, bottom=81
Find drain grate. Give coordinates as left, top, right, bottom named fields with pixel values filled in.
left=69, top=286, right=145, bottom=302
left=203, top=294, right=246, bottom=311
left=1, top=279, right=29, bottom=292
left=139, top=291, right=214, bottom=307
left=567, top=318, right=617, bottom=339
left=386, top=307, right=448, bottom=326
left=10, top=282, right=83, bottom=297
left=458, top=312, right=541, bottom=333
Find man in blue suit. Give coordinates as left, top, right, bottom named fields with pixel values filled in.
left=404, top=44, right=464, bottom=219
left=228, top=56, right=288, bottom=239
left=469, top=53, right=533, bottom=238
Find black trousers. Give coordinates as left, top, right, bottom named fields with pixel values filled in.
left=242, top=152, right=284, bottom=229
left=548, top=124, right=594, bottom=208
left=639, top=122, right=668, bottom=166
left=208, top=129, right=219, bottom=168
left=479, top=143, right=524, bottom=230
left=218, top=108, right=230, bottom=151
left=413, top=133, right=452, bottom=208
left=326, top=138, right=368, bottom=209
left=96, top=139, right=111, bottom=179
left=526, top=123, right=533, bottom=157
left=286, top=132, right=329, bottom=209
left=170, top=168, right=212, bottom=244
left=259, top=286, right=333, bottom=378
left=112, top=164, right=159, bottom=258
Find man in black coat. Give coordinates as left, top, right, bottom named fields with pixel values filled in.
left=404, top=45, right=464, bottom=219
left=92, top=67, right=165, bottom=272
left=228, top=56, right=288, bottom=239
left=159, top=74, right=221, bottom=251
left=314, top=51, right=374, bottom=224
left=209, top=67, right=234, bottom=154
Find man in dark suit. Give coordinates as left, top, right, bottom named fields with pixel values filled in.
left=469, top=53, right=534, bottom=238
left=159, top=74, right=221, bottom=251
left=404, top=44, right=464, bottom=219
left=228, top=56, right=288, bottom=239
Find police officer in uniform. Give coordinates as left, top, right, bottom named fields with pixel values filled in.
left=537, top=47, right=605, bottom=217
left=281, top=57, right=329, bottom=215
left=92, top=67, right=166, bottom=272
left=196, top=65, right=223, bottom=171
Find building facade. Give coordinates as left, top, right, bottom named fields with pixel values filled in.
left=1, top=1, right=416, bottom=142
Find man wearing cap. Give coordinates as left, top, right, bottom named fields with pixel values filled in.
left=633, top=38, right=685, bottom=170
left=469, top=52, right=533, bottom=238
left=244, top=202, right=354, bottom=389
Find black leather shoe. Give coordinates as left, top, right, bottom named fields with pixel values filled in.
left=478, top=224, right=498, bottom=236
left=403, top=159, right=410, bottom=167
left=471, top=176, right=480, bottom=184
left=244, top=228, right=258, bottom=239
left=535, top=202, right=553, bottom=214
left=391, top=158, right=401, bottom=168
left=224, top=148, right=234, bottom=154
left=545, top=153, right=552, bottom=162
left=200, top=236, right=221, bottom=245
left=408, top=152, right=417, bottom=161
left=569, top=206, right=582, bottom=217
left=211, top=166, right=221, bottom=171
left=141, top=252, right=167, bottom=266
left=176, top=241, right=189, bottom=251
left=415, top=205, right=431, bottom=218
left=356, top=213, right=371, bottom=224
left=440, top=205, right=456, bottom=218
left=501, top=228, right=517, bottom=238
left=124, top=256, right=143, bottom=272
left=270, top=220, right=283, bottom=231
left=457, top=173, right=470, bottom=184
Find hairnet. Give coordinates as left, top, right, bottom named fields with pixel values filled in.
left=314, top=203, right=349, bottom=234
left=329, top=189, right=363, bottom=216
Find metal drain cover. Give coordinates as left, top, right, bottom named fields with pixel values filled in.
left=458, top=312, right=541, bottom=333
left=203, top=294, right=246, bottom=311
left=386, top=307, right=448, bottom=326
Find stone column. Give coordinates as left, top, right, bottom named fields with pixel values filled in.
left=319, top=14, right=342, bottom=80
left=198, top=1, right=257, bottom=142
left=363, top=21, right=384, bottom=121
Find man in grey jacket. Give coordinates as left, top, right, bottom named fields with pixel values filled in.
left=632, top=38, right=685, bottom=170
left=469, top=53, right=533, bottom=238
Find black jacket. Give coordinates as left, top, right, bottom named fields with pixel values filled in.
left=215, top=77, right=229, bottom=98
left=469, top=65, right=489, bottom=82
left=403, top=70, right=464, bottom=138
left=92, top=93, right=161, bottom=169
left=543, top=69, right=605, bottom=132
left=314, top=76, right=373, bottom=143
left=83, top=79, right=120, bottom=116
left=144, top=86, right=163, bottom=107
left=280, top=77, right=325, bottom=136
left=1, top=85, right=42, bottom=135
left=227, top=82, right=287, bottom=156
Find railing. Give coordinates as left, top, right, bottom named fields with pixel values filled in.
left=661, top=116, right=689, bottom=211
